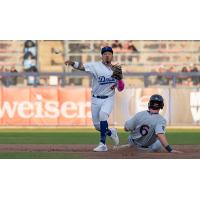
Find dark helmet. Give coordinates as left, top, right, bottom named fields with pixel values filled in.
left=148, top=94, right=164, bottom=110
left=101, top=46, right=113, bottom=55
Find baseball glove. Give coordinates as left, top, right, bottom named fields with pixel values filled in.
left=111, top=64, right=123, bottom=80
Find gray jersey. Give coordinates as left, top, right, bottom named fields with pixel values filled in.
left=125, top=110, right=166, bottom=147
left=84, top=62, right=118, bottom=96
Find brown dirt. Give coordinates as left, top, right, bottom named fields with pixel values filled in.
left=0, top=144, right=199, bottom=158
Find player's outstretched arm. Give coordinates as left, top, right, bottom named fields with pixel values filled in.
left=65, top=60, right=85, bottom=71
left=157, top=133, right=182, bottom=153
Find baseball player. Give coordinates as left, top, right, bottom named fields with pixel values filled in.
left=124, top=94, right=180, bottom=153
left=65, top=46, right=125, bottom=152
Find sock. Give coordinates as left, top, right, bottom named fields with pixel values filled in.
left=100, top=121, right=109, bottom=144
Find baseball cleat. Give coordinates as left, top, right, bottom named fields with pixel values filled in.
left=93, top=142, right=108, bottom=152
left=110, top=128, right=119, bottom=146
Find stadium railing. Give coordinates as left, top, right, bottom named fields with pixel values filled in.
left=0, top=72, right=200, bottom=87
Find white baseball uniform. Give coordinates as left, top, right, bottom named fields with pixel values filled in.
left=83, top=61, right=118, bottom=130
left=125, top=110, right=167, bottom=152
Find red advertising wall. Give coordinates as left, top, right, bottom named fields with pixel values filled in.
left=0, top=87, right=93, bottom=126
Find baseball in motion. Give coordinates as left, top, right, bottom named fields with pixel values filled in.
left=54, top=48, right=61, bottom=54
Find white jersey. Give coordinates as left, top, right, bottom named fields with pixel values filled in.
left=125, top=110, right=166, bottom=147
left=84, top=62, right=118, bottom=96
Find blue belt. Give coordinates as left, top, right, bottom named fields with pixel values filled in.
left=92, top=95, right=109, bottom=99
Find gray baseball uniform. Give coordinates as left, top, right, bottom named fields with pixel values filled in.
left=125, top=110, right=166, bottom=151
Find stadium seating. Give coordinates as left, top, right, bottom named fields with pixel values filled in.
left=0, top=40, right=24, bottom=71
left=0, top=40, right=200, bottom=87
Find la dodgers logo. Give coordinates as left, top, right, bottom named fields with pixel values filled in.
left=98, top=76, right=116, bottom=85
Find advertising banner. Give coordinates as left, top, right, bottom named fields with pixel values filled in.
left=0, top=87, right=199, bottom=126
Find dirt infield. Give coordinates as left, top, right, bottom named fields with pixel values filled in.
left=0, top=144, right=199, bottom=158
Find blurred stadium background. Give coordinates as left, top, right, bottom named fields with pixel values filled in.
left=0, top=40, right=200, bottom=127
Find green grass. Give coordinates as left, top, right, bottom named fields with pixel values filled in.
left=0, top=128, right=199, bottom=145
left=0, top=152, right=82, bottom=159
left=0, top=133, right=100, bottom=144
left=166, top=129, right=200, bottom=144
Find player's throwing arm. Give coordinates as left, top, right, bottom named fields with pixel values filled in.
left=65, top=60, right=85, bottom=71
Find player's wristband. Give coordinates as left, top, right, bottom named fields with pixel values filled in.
left=165, top=145, right=173, bottom=152
left=72, top=61, right=79, bottom=68
left=117, top=79, right=125, bottom=91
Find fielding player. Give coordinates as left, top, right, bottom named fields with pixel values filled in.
left=65, top=46, right=124, bottom=152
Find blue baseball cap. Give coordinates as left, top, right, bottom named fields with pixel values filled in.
left=101, top=46, right=113, bottom=55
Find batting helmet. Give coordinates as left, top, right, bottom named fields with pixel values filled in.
left=148, top=94, right=164, bottom=110
left=101, top=46, right=113, bottom=55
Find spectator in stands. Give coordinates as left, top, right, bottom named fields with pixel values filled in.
left=190, top=65, right=200, bottom=86
left=155, top=67, right=169, bottom=85
left=123, top=41, right=139, bottom=53
left=10, top=66, right=18, bottom=86
left=178, top=66, right=192, bottom=86
left=27, top=66, right=39, bottom=86
left=127, top=40, right=139, bottom=52
left=112, top=40, right=122, bottom=52
left=23, top=52, right=36, bottom=71
left=24, top=40, right=36, bottom=57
